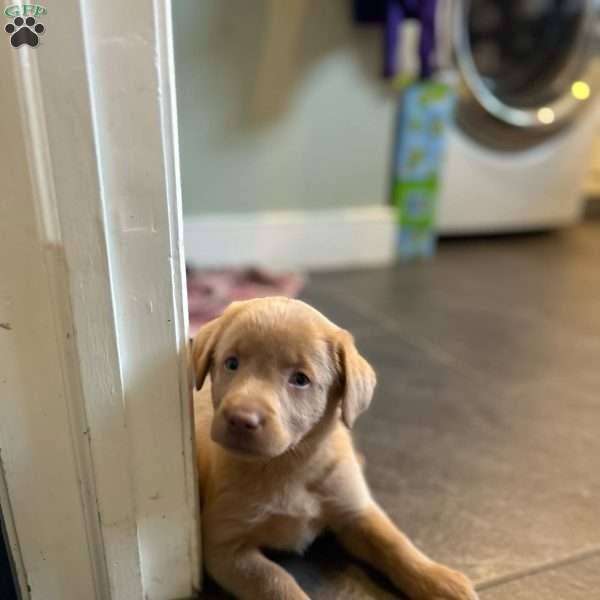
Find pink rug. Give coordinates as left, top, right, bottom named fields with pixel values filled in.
left=187, top=267, right=305, bottom=336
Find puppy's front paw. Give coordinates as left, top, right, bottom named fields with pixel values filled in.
left=421, top=563, right=478, bottom=600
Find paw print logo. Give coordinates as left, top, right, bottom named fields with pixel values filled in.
left=5, top=16, right=45, bottom=48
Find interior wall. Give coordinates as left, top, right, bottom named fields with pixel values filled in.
left=173, top=0, right=396, bottom=215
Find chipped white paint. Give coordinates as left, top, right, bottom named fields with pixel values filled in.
left=0, top=1, right=199, bottom=599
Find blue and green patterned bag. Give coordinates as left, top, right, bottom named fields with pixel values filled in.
left=392, top=81, right=455, bottom=258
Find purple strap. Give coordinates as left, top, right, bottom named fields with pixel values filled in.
left=383, top=0, right=437, bottom=79
left=384, top=1, right=404, bottom=79
left=418, top=0, right=437, bottom=79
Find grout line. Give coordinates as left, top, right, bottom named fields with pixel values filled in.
left=474, top=545, right=600, bottom=592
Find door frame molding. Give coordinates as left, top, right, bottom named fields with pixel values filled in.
left=0, top=1, right=199, bottom=599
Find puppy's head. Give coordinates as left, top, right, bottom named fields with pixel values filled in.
left=192, top=297, right=375, bottom=459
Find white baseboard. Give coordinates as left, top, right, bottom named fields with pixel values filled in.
left=183, top=206, right=396, bottom=270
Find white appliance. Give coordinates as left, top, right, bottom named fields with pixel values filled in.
left=437, top=0, right=600, bottom=233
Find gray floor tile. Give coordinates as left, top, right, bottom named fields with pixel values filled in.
left=479, top=553, right=600, bottom=599
left=299, top=285, right=388, bottom=338
left=309, top=226, right=600, bottom=395
left=352, top=334, right=600, bottom=584
left=199, top=223, right=600, bottom=599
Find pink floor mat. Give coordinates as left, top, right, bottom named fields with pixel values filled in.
left=187, top=267, right=305, bottom=335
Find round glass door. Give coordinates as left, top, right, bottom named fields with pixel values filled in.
left=456, top=0, right=596, bottom=130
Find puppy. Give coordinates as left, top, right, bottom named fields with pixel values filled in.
left=193, top=297, right=477, bottom=600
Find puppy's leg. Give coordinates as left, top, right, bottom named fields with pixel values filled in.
left=333, top=503, right=477, bottom=600
left=205, top=545, right=309, bottom=600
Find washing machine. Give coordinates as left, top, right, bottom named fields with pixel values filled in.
left=436, top=0, right=600, bottom=233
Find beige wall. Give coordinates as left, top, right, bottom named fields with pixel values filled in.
left=173, top=0, right=396, bottom=215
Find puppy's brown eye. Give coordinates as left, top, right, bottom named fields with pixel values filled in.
left=224, top=356, right=239, bottom=371
left=289, top=371, right=310, bottom=388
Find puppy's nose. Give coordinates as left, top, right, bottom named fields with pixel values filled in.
left=225, top=408, right=263, bottom=432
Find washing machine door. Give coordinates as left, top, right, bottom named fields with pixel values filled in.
left=454, top=0, right=600, bottom=149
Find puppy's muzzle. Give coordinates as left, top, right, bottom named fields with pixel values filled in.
left=212, top=393, right=288, bottom=458
left=224, top=407, right=265, bottom=432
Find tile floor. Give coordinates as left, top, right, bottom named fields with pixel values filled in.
left=202, top=219, right=600, bottom=599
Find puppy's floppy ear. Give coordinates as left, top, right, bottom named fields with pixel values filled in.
left=191, top=317, right=222, bottom=391
left=335, top=329, right=376, bottom=428
left=191, top=300, right=248, bottom=390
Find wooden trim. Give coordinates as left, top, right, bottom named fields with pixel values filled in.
left=0, top=1, right=199, bottom=599
left=0, top=7, right=104, bottom=596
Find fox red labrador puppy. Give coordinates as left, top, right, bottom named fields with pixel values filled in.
left=193, top=297, right=477, bottom=600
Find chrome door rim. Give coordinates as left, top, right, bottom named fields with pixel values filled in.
left=454, top=0, right=597, bottom=129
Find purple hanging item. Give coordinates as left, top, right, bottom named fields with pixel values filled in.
left=353, top=0, right=437, bottom=79
left=384, top=0, right=403, bottom=78
left=418, top=0, right=437, bottom=79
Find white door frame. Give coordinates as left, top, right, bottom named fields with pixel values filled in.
left=0, top=1, right=200, bottom=599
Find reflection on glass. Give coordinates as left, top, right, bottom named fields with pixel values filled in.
left=468, top=0, right=585, bottom=108
left=537, top=107, right=555, bottom=124
left=571, top=80, right=591, bottom=100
